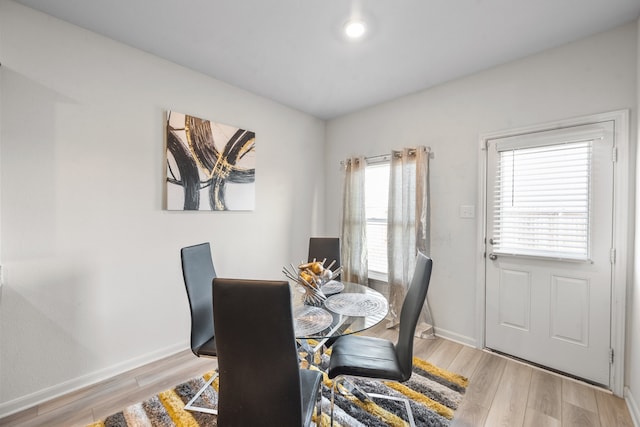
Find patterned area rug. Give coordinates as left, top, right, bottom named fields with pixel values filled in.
left=89, top=355, right=467, bottom=427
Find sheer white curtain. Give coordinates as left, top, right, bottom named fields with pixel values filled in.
left=386, top=146, right=432, bottom=331
left=340, top=156, right=368, bottom=285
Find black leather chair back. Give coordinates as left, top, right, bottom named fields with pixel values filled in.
left=308, top=237, right=341, bottom=272
left=395, top=252, right=433, bottom=381
left=181, top=243, right=217, bottom=356
left=214, top=279, right=304, bottom=426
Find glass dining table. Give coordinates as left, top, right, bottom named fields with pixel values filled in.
left=292, top=281, right=389, bottom=348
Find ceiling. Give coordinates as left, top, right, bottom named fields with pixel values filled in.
left=14, top=0, right=640, bottom=119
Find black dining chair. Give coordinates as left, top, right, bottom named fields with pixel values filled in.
left=327, top=252, right=433, bottom=427
left=308, top=237, right=341, bottom=277
left=307, top=237, right=341, bottom=351
left=213, top=278, right=323, bottom=427
left=180, top=242, right=219, bottom=415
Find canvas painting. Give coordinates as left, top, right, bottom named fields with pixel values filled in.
left=165, top=111, right=256, bottom=211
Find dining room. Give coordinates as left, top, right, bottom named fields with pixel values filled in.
left=1, top=0, right=640, bottom=426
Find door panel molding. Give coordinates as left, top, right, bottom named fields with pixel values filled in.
left=550, top=275, right=590, bottom=346
left=498, top=269, right=531, bottom=331
left=476, top=109, right=629, bottom=396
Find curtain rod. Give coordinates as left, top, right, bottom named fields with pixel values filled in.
left=341, top=146, right=433, bottom=166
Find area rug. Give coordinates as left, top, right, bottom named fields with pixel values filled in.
left=88, top=356, right=467, bottom=427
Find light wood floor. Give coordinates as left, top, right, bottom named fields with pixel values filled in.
left=0, top=323, right=634, bottom=427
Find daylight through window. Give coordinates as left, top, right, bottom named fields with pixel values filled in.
left=365, top=162, right=390, bottom=278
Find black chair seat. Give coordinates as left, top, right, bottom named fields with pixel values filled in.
left=328, top=334, right=404, bottom=381
left=195, top=337, right=217, bottom=357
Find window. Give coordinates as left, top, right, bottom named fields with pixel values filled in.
left=365, top=162, right=390, bottom=278
left=493, top=141, right=592, bottom=260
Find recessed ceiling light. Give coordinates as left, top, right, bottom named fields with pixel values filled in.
left=344, top=20, right=366, bottom=39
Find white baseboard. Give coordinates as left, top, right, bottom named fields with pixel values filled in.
left=430, top=326, right=477, bottom=348
left=625, top=386, right=640, bottom=427
left=0, top=342, right=187, bottom=418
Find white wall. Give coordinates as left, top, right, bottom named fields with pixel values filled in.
left=0, top=0, right=325, bottom=414
left=627, top=17, right=640, bottom=426
left=325, top=23, right=638, bottom=346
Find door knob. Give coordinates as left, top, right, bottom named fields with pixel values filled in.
left=488, top=253, right=498, bottom=260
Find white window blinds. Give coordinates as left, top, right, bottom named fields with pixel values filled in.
left=493, top=140, right=592, bottom=261
left=365, top=163, right=390, bottom=275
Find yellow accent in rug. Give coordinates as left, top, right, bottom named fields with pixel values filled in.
left=385, top=381, right=454, bottom=420
left=314, top=409, right=334, bottom=427
left=413, top=357, right=469, bottom=388
left=158, top=389, right=199, bottom=427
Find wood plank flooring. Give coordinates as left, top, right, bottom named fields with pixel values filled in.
left=0, top=323, right=634, bottom=427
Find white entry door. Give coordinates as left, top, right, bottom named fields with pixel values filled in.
left=485, top=121, right=615, bottom=386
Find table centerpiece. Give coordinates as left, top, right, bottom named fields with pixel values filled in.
left=282, top=259, right=342, bottom=306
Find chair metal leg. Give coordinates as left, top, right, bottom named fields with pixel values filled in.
left=184, top=371, right=219, bottom=415
left=334, top=375, right=372, bottom=402
left=330, top=377, right=340, bottom=427
left=297, top=339, right=318, bottom=367
left=331, top=376, right=370, bottom=426
left=316, top=381, right=322, bottom=425
left=367, top=392, right=416, bottom=427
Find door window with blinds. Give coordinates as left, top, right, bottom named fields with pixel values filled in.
left=492, top=136, right=597, bottom=261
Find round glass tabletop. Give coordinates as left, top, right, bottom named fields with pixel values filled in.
left=293, top=281, right=388, bottom=339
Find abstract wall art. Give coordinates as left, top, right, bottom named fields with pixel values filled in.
left=165, top=111, right=256, bottom=211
